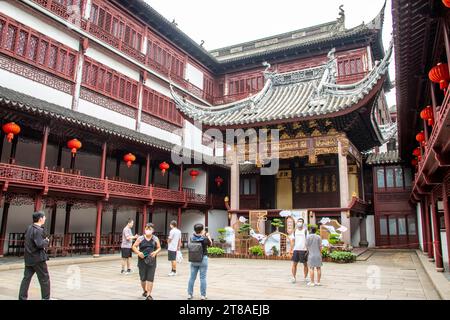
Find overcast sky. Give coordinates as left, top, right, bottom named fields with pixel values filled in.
left=146, top=0, right=396, bottom=106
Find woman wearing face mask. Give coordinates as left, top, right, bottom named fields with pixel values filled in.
left=132, top=223, right=161, bottom=300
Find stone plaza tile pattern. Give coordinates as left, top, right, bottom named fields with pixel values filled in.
left=0, top=250, right=441, bottom=300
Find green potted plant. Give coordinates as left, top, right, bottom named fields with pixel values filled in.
left=329, top=251, right=356, bottom=263
left=321, top=247, right=331, bottom=262
left=217, top=228, right=226, bottom=243
left=207, top=247, right=225, bottom=257
left=238, top=223, right=251, bottom=238
left=249, top=245, right=264, bottom=257
left=328, top=233, right=342, bottom=245
left=271, top=218, right=284, bottom=232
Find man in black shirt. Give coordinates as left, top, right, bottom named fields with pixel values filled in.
left=18, top=211, right=50, bottom=300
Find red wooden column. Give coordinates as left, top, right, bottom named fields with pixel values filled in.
left=443, top=178, right=450, bottom=271
left=424, top=197, right=434, bottom=260
left=178, top=163, right=184, bottom=228
left=63, top=203, right=72, bottom=248
left=145, top=153, right=151, bottom=187
left=93, top=201, right=103, bottom=257
left=420, top=199, right=428, bottom=253
left=35, top=126, right=50, bottom=212
left=142, top=205, right=148, bottom=234
left=39, top=126, right=50, bottom=170
left=143, top=153, right=150, bottom=233
left=49, top=204, right=57, bottom=235
left=100, top=142, right=107, bottom=179
left=430, top=192, right=444, bottom=271
left=0, top=201, right=10, bottom=257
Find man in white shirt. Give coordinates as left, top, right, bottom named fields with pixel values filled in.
left=167, top=220, right=182, bottom=276
left=289, top=218, right=309, bottom=284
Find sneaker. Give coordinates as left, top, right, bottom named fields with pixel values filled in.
left=142, top=291, right=148, bottom=297
left=291, top=277, right=296, bottom=284
left=146, top=295, right=153, bottom=300
left=127, top=269, right=132, bottom=273
left=168, top=271, right=176, bottom=276
left=121, top=270, right=125, bottom=274
left=124, top=271, right=130, bottom=275
left=315, top=282, right=321, bottom=286
left=201, top=295, right=207, bottom=300
left=307, top=282, right=315, bottom=287
left=187, top=294, right=193, bottom=300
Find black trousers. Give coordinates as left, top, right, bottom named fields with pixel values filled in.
left=18, top=262, right=50, bottom=300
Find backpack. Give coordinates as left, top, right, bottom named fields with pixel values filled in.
left=188, top=236, right=204, bottom=263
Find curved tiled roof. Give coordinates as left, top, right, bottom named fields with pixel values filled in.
left=172, top=43, right=392, bottom=127
left=366, top=150, right=401, bottom=165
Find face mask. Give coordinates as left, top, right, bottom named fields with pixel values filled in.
left=145, top=230, right=153, bottom=236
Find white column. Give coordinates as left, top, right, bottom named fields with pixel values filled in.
left=338, top=140, right=351, bottom=244
left=71, top=46, right=85, bottom=112
left=83, top=0, right=92, bottom=20
left=230, top=145, right=239, bottom=226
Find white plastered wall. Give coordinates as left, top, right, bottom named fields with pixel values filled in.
left=0, top=69, right=73, bottom=109
left=185, top=63, right=204, bottom=90
left=207, top=210, right=228, bottom=240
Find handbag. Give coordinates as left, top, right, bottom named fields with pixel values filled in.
left=176, top=250, right=183, bottom=263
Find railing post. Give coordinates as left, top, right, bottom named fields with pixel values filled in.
left=104, top=176, right=109, bottom=199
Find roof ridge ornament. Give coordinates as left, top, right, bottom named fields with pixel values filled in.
left=337, top=5, right=345, bottom=28
left=309, top=48, right=337, bottom=106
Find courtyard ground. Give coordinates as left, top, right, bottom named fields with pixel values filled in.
left=0, top=250, right=442, bottom=300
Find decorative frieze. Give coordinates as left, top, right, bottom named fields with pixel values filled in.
left=80, top=88, right=136, bottom=118
left=140, top=112, right=183, bottom=136
left=0, top=54, right=73, bottom=94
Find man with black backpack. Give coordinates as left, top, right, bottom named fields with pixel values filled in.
left=187, top=223, right=212, bottom=300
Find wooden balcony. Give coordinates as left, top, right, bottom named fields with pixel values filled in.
left=413, top=85, right=450, bottom=195
left=31, top=0, right=83, bottom=21
left=0, top=163, right=190, bottom=205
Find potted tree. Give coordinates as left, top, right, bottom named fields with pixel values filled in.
left=271, top=218, right=284, bottom=232
left=217, top=228, right=226, bottom=243
left=238, top=223, right=251, bottom=239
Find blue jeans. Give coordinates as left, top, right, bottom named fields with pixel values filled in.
left=188, top=256, right=208, bottom=296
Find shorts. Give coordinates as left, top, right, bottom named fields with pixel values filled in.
left=168, top=250, right=177, bottom=261
left=138, top=258, right=157, bottom=282
left=292, top=250, right=308, bottom=264
left=121, top=248, right=132, bottom=259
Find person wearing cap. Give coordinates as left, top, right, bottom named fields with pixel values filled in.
left=132, top=223, right=161, bottom=300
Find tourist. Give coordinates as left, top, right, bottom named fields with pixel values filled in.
left=289, top=217, right=309, bottom=284
left=120, top=218, right=139, bottom=274
left=306, top=225, right=322, bottom=286
left=167, top=220, right=182, bottom=276
left=132, top=223, right=161, bottom=300
left=187, top=223, right=212, bottom=300
left=18, top=211, right=51, bottom=300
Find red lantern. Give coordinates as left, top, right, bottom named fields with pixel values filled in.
left=2, top=122, right=21, bottom=143
left=67, top=139, right=82, bottom=155
left=189, top=169, right=199, bottom=180
left=429, top=62, right=450, bottom=91
left=215, top=176, right=224, bottom=187
left=420, top=105, right=434, bottom=126
left=412, top=147, right=421, bottom=158
left=159, top=161, right=170, bottom=176
left=411, top=159, right=418, bottom=166
left=123, top=153, right=136, bottom=168
left=443, top=0, right=450, bottom=8
left=415, top=131, right=425, bottom=145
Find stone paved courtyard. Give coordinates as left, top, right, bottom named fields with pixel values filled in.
left=0, top=250, right=441, bottom=300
